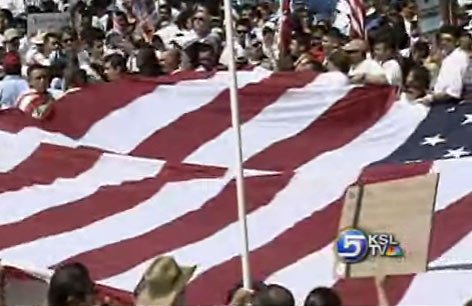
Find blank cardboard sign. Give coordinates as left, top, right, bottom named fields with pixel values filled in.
left=335, top=173, right=439, bottom=278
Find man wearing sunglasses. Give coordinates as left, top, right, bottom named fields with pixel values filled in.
left=344, top=39, right=385, bottom=85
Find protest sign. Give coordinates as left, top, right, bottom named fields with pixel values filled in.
left=27, top=13, right=70, bottom=36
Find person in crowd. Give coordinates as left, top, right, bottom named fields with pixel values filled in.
left=324, top=50, right=351, bottom=85
left=309, top=25, right=327, bottom=63
left=189, top=40, right=218, bottom=72
left=0, top=9, right=13, bottom=45
left=136, top=45, right=163, bottom=77
left=344, top=38, right=385, bottom=84
left=134, top=256, right=195, bottom=306
left=261, top=21, right=278, bottom=70
left=417, top=25, right=469, bottom=104
left=0, top=52, right=28, bottom=109
left=402, top=65, right=431, bottom=102
left=321, top=28, right=344, bottom=62
left=304, top=287, right=342, bottom=306
left=81, top=27, right=106, bottom=82
left=48, top=262, right=95, bottom=306
left=225, top=281, right=267, bottom=305
left=160, top=48, right=181, bottom=74
left=2, top=28, right=21, bottom=53
left=16, top=64, right=54, bottom=119
left=26, top=32, right=62, bottom=67
left=398, top=0, right=418, bottom=42
left=103, top=53, right=127, bottom=82
left=252, top=284, right=295, bottom=306
left=372, top=35, right=403, bottom=87
left=63, top=66, right=87, bottom=94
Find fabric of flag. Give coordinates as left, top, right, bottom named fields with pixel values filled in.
left=0, top=69, right=472, bottom=306
left=346, top=0, right=366, bottom=39
left=278, top=0, right=293, bottom=52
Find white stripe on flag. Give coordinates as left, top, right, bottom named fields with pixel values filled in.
left=0, top=174, right=232, bottom=268
left=399, top=271, right=472, bottom=306
left=79, top=69, right=272, bottom=154
left=0, top=154, right=164, bottom=226
left=0, top=131, right=42, bottom=172
left=185, top=74, right=353, bottom=167
left=102, top=100, right=428, bottom=291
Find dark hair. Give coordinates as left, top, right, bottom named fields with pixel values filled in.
left=411, top=40, right=430, bottom=58
left=407, top=65, right=431, bottom=92
left=44, top=32, right=60, bottom=44
left=304, top=287, right=342, bottom=306
left=176, top=8, right=193, bottom=30
left=312, top=25, right=328, bottom=36
left=64, top=67, right=87, bottom=89
left=27, top=64, right=49, bottom=79
left=83, top=27, right=105, bottom=48
left=254, top=284, right=295, bottom=306
left=327, top=50, right=351, bottom=74
left=136, top=46, right=163, bottom=77
left=373, top=35, right=396, bottom=51
left=104, top=53, right=127, bottom=72
left=48, top=263, right=94, bottom=306
left=0, top=9, right=14, bottom=26
left=324, top=28, right=344, bottom=41
left=439, top=25, right=460, bottom=40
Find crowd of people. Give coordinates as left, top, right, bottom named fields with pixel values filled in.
left=0, top=0, right=472, bottom=119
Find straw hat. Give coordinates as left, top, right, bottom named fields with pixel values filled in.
left=134, top=256, right=196, bottom=306
left=30, top=31, right=47, bottom=45
left=3, top=28, right=22, bottom=42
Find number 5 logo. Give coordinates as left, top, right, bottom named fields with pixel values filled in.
left=336, top=229, right=368, bottom=263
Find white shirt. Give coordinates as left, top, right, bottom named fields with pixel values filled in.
left=0, top=75, right=29, bottom=109
left=349, top=58, right=385, bottom=78
left=434, top=48, right=470, bottom=99
left=381, top=59, right=403, bottom=87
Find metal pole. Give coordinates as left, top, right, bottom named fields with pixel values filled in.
left=223, top=0, right=252, bottom=290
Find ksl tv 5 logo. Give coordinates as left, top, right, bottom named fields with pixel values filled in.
left=336, top=228, right=404, bottom=263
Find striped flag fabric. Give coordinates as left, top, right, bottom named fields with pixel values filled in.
left=346, top=0, right=366, bottom=39
left=1, top=69, right=472, bottom=305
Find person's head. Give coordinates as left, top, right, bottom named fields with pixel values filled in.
left=48, top=263, right=95, bottom=306
left=304, top=287, right=342, bottom=306
left=103, top=53, right=127, bottom=81
left=404, top=65, right=431, bottom=100
left=151, top=34, right=166, bottom=52
left=84, top=28, right=105, bottom=59
left=0, top=9, right=13, bottom=34
left=225, top=281, right=267, bottom=304
left=61, top=27, right=79, bottom=52
left=295, top=56, right=325, bottom=72
left=400, top=0, right=417, bottom=21
left=3, top=28, right=21, bottom=52
left=253, top=284, right=295, bottom=306
left=343, top=39, right=368, bottom=65
left=27, top=64, right=50, bottom=93
left=114, top=11, right=131, bottom=33
left=196, top=42, right=217, bottom=71
left=44, top=32, right=61, bottom=55
left=3, top=51, right=21, bottom=75
left=236, top=19, right=250, bottom=46
left=290, top=32, right=311, bottom=58
left=136, top=46, right=162, bottom=77
left=64, top=67, right=87, bottom=90
left=158, top=3, right=171, bottom=22
left=411, top=40, right=430, bottom=64
left=192, top=5, right=211, bottom=36
left=459, top=30, right=472, bottom=51
left=134, top=256, right=195, bottom=306
left=326, top=50, right=351, bottom=74
left=160, top=48, right=181, bottom=73
left=311, top=25, right=327, bottom=48
left=176, top=8, right=194, bottom=31
left=322, top=28, right=343, bottom=56
left=373, top=36, right=395, bottom=63
left=262, top=22, right=276, bottom=45
left=438, top=25, right=460, bottom=56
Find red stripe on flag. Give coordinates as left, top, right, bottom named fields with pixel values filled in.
left=0, top=163, right=225, bottom=251
left=185, top=163, right=433, bottom=304
left=0, top=144, right=101, bottom=193
left=244, top=86, right=397, bottom=172
left=60, top=173, right=294, bottom=280
left=131, top=72, right=317, bottom=161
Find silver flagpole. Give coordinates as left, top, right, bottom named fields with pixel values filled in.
left=222, top=0, right=252, bottom=290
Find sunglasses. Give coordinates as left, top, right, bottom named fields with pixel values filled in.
left=193, top=17, right=205, bottom=22
left=237, top=29, right=248, bottom=35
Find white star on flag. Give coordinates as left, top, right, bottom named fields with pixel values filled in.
left=444, top=147, right=471, bottom=159
left=421, top=134, right=446, bottom=146
left=462, top=114, right=472, bottom=125
left=447, top=107, right=456, bottom=113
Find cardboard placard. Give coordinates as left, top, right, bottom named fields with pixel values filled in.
left=416, top=0, right=442, bottom=33
left=27, top=13, right=70, bottom=37
left=335, top=173, right=439, bottom=278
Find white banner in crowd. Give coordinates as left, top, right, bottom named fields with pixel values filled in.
left=27, top=13, right=70, bottom=36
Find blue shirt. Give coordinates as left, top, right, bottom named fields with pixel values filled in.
left=0, top=75, right=29, bottom=109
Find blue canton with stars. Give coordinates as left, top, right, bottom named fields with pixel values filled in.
left=382, top=101, right=472, bottom=164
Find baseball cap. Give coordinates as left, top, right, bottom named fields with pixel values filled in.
left=3, top=52, right=21, bottom=70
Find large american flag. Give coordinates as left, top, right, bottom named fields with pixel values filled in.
left=346, top=0, right=365, bottom=39
left=0, top=69, right=472, bottom=305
